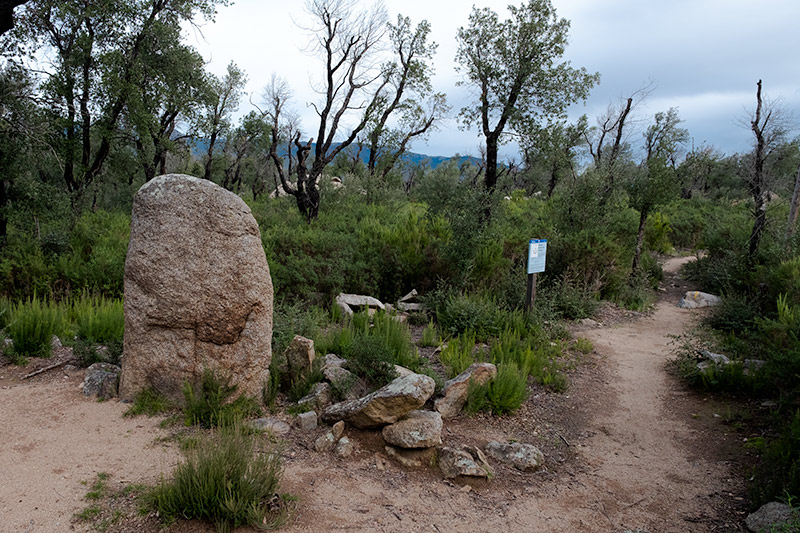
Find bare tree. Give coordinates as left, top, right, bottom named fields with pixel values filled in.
left=747, top=80, right=789, bottom=263
left=788, top=161, right=800, bottom=243
left=275, top=0, right=391, bottom=220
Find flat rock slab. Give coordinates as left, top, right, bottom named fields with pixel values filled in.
left=119, top=174, right=273, bottom=404
left=382, top=410, right=442, bottom=448
left=322, top=373, right=435, bottom=429
left=745, top=502, right=795, bottom=532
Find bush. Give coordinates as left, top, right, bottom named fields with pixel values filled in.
left=431, top=291, right=502, bottom=341
left=439, top=331, right=478, bottom=378
left=419, top=320, right=439, bottom=347
left=144, top=426, right=286, bottom=533
left=751, top=410, right=800, bottom=507
left=183, top=370, right=261, bottom=428
left=489, top=326, right=566, bottom=392
left=466, top=362, right=528, bottom=416
left=72, top=296, right=124, bottom=344
left=343, top=335, right=398, bottom=389
left=6, top=296, right=67, bottom=361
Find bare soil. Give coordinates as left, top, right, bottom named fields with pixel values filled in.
left=0, top=255, right=754, bottom=532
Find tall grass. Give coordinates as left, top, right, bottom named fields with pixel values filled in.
left=144, top=426, right=286, bottom=533
left=439, top=331, right=477, bottom=378
left=6, top=296, right=68, bottom=361
left=183, top=370, right=261, bottom=428
left=71, top=296, right=124, bottom=344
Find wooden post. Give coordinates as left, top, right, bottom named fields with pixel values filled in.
left=525, top=272, right=537, bottom=312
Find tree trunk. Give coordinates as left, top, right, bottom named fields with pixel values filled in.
left=787, top=162, right=800, bottom=243
left=631, top=207, right=648, bottom=276
left=748, top=80, right=767, bottom=265
left=485, top=134, right=499, bottom=193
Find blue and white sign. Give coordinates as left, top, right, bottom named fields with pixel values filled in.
left=527, top=239, right=547, bottom=274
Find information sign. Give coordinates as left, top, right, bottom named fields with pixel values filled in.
left=527, top=239, right=547, bottom=274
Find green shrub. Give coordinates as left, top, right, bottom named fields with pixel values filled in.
left=431, top=291, right=502, bottom=341
left=343, top=335, right=398, bottom=389
left=419, top=320, right=439, bottom=347
left=466, top=362, right=528, bottom=416
left=72, top=296, right=124, bottom=344
left=124, top=388, right=171, bottom=417
left=545, top=278, right=599, bottom=320
left=708, top=294, right=758, bottom=333
left=751, top=410, right=800, bottom=507
left=574, top=337, right=593, bottom=354
left=645, top=211, right=674, bottom=254
left=144, top=426, right=286, bottom=533
left=73, top=338, right=123, bottom=367
left=6, top=296, right=67, bottom=361
left=489, top=326, right=566, bottom=392
left=183, top=370, right=261, bottom=428
left=439, top=331, right=477, bottom=378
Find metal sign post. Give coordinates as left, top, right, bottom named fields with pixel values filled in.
left=526, top=239, right=547, bottom=311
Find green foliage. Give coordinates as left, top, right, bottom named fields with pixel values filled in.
left=645, top=212, right=674, bottom=254
left=466, top=363, right=528, bottom=416
left=342, top=335, right=398, bottom=389
left=573, top=337, right=593, bottom=354
left=144, top=426, right=286, bottom=533
left=124, top=388, right=171, bottom=418
left=316, top=310, right=420, bottom=390
left=419, top=320, right=439, bottom=347
left=72, top=296, right=124, bottom=344
left=439, top=331, right=478, bottom=378
left=751, top=411, right=800, bottom=507
left=431, top=291, right=503, bottom=341
left=182, top=370, right=261, bottom=429
left=6, top=296, right=67, bottom=361
left=488, top=325, right=566, bottom=392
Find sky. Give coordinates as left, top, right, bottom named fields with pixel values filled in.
left=185, top=0, right=800, bottom=160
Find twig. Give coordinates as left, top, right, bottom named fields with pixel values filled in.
left=22, top=358, right=76, bottom=380
left=623, top=497, right=647, bottom=509
left=558, top=433, right=571, bottom=447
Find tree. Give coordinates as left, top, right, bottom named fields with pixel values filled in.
left=272, top=0, right=391, bottom=220
left=629, top=108, right=688, bottom=276
left=584, top=82, right=654, bottom=195
left=362, top=15, right=448, bottom=190
left=521, top=115, right=587, bottom=197
left=8, top=0, right=224, bottom=204
left=747, top=80, right=789, bottom=263
left=199, top=61, right=246, bottom=182
left=455, top=0, right=597, bottom=196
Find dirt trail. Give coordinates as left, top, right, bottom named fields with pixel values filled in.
left=0, top=255, right=745, bottom=532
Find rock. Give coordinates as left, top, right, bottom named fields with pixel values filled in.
left=322, top=373, right=436, bottom=429
left=699, top=349, right=730, bottom=365
left=435, top=363, right=497, bottom=418
left=335, top=293, right=385, bottom=317
left=438, top=447, right=491, bottom=479
left=678, top=291, right=722, bottom=309
left=83, top=363, right=121, bottom=398
left=284, top=335, right=315, bottom=381
left=398, top=289, right=418, bottom=303
left=251, top=417, right=290, bottom=436
left=393, top=365, right=415, bottom=378
left=384, top=445, right=436, bottom=468
left=322, top=355, right=360, bottom=399
left=119, top=174, right=273, bottom=404
left=396, top=302, right=424, bottom=312
left=335, top=436, right=354, bottom=458
left=374, top=453, right=387, bottom=471
left=314, top=432, right=336, bottom=453
left=485, top=441, right=545, bottom=471
left=298, top=382, right=332, bottom=410
left=744, top=359, right=766, bottom=371
left=745, top=501, right=795, bottom=532
left=297, top=411, right=318, bottom=430
left=331, top=420, right=346, bottom=440
left=382, top=410, right=443, bottom=449
left=578, top=318, right=599, bottom=327
left=51, top=336, right=63, bottom=351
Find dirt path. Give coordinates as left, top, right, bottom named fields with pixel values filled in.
left=0, top=255, right=747, bottom=532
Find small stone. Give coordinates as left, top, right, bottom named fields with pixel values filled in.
left=298, top=382, right=332, bottom=410
left=83, top=363, right=121, bottom=399
left=485, top=441, right=544, bottom=472
left=284, top=335, right=316, bottom=381
left=297, top=411, right=318, bottom=431
left=438, top=447, right=490, bottom=479
left=314, top=432, right=336, bottom=453
left=459, top=485, right=472, bottom=493
left=332, top=420, right=345, bottom=440
left=435, top=363, right=497, bottom=418
left=375, top=454, right=386, bottom=471
left=335, top=436, right=354, bottom=458
left=251, top=417, right=291, bottom=435
left=384, top=445, right=423, bottom=468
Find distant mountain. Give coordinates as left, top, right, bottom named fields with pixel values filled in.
left=183, top=135, right=479, bottom=170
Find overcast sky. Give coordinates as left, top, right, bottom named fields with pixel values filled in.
left=185, top=0, right=800, bottom=160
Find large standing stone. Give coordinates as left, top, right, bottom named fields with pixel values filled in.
left=435, top=363, right=497, bottom=418
left=322, top=373, right=435, bottom=428
left=119, top=174, right=273, bottom=404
